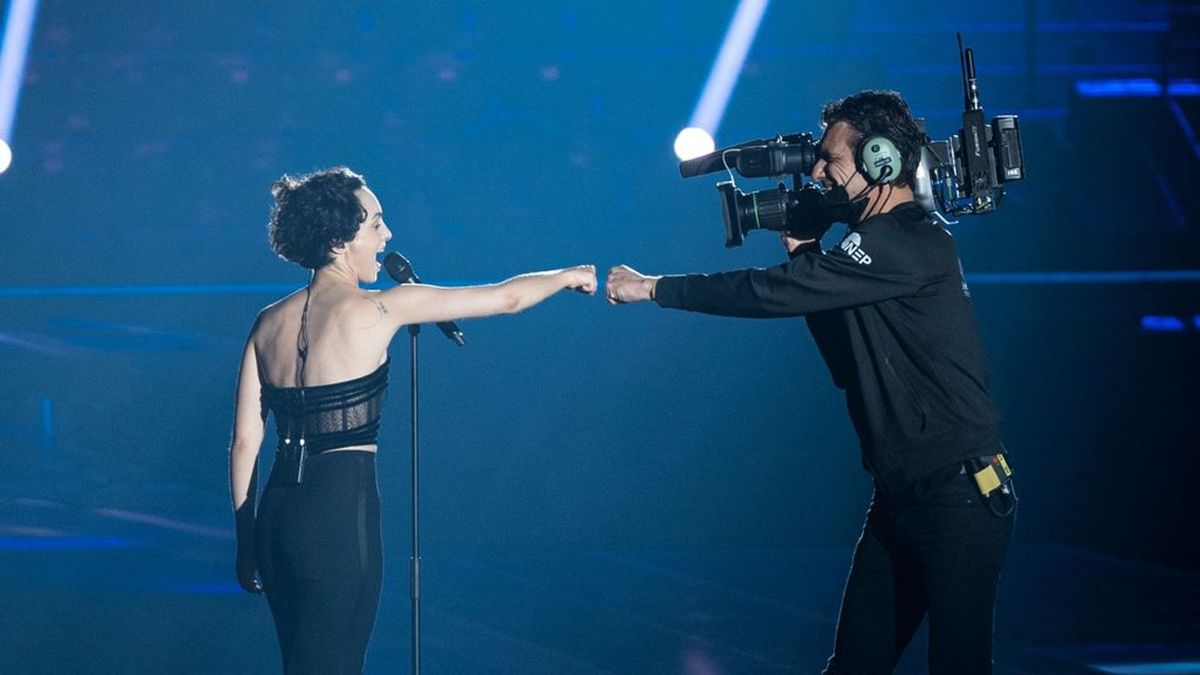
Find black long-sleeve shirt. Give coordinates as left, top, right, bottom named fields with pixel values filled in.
left=654, top=203, right=1002, bottom=490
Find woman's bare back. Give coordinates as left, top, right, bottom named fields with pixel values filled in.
left=252, top=283, right=393, bottom=389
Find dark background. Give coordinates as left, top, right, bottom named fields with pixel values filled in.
left=0, top=1, right=1197, bottom=673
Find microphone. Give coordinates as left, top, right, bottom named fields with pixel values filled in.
left=382, top=252, right=466, bottom=347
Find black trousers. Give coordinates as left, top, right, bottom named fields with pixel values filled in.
left=256, top=451, right=383, bottom=675
left=823, top=462, right=1015, bottom=675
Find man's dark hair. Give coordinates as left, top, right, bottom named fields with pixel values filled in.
left=821, top=90, right=925, bottom=187
left=268, top=167, right=367, bottom=270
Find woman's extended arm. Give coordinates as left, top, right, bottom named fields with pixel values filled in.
left=376, top=264, right=596, bottom=327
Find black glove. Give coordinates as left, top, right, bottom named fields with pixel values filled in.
left=234, top=504, right=263, bottom=594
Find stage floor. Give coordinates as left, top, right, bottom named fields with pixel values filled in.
left=2, top=493, right=1197, bottom=674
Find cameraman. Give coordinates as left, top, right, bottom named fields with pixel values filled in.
left=606, top=90, right=1015, bottom=674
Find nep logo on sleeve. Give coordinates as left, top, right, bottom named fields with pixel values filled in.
left=839, top=232, right=872, bottom=265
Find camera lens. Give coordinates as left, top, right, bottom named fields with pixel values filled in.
left=743, top=185, right=789, bottom=232
left=718, top=182, right=791, bottom=248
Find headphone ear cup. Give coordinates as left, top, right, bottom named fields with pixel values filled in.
left=858, top=135, right=902, bottom=185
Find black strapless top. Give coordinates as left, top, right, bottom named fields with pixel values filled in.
left=260, top=359, right=389, bottom=457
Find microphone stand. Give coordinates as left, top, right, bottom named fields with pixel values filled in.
left=407, top=322, right=422, bottom=675
left=382, top=251, right=463, bottom=675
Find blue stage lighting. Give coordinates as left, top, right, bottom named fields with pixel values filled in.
left=678, top=0, right=770, bottom=153
left=0, top=536, right=130, bottom=551
left=967, top=270, right=1200, bottom=285
left=1076, top=79, right=1162, bottom=97
left=1077, top=79, right=1200, bottom=99
left=1091, top=662, right=1200, bottom=675
left=1141, top=316, right=1186, bottom=332
left=1168, top=80, right=1200, bottom=97
left=0, top=0, right=41, bottom=174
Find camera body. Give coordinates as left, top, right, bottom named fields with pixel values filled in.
left=679, top=37, right=1025, bottom=248
left=683, top=119, right=1024, bottom=247
left=710, top=134, right=819, bottom=248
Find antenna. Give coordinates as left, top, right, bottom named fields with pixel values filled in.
left=958, top=32, right=969, bottom=109
left=965, top=49, right=981, bottom=111
left=959, top=33, right=982, bottom=112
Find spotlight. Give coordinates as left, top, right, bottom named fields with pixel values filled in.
left=678, top=0, right=771, bottom=154
left=674, top=126, right=715, bottom=161
left=0, top=0, right=44, bottom=167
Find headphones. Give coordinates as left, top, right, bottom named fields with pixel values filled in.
left=856, top=134, right=903, bottom=185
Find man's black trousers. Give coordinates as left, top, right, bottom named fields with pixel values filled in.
left=823, top=461, right=1016, bottom=675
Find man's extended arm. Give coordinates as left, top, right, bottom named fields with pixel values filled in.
left=611, top=225, right=931, bottom=318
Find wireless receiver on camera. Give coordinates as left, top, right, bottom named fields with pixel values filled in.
left=918, top=33, right=1026, bottom=217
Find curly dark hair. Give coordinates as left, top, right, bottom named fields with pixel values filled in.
left=268, top=167, right=368, bottom=269
left=821, top=90, right=926, bottom=187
